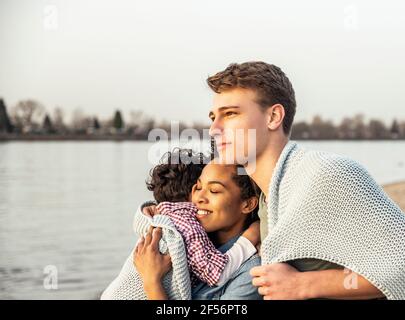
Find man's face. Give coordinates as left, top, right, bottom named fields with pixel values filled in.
left=208, top=88, right=269, bottom=165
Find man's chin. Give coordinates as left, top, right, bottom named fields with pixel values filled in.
left=215, top=149, right=237, bottom=165
left=216, top=152, right=252, bottom=167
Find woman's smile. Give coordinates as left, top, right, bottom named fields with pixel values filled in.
left=196, top=208, right=213, bottom=219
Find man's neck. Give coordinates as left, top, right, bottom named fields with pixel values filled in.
left=246, top=136, right=288, bottom=198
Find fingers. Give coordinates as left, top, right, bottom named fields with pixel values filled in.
left=150, top=227, right=162, bottom=250
left=142, top=226, right=163, bottom=249
left=251, top=220, right=260, bottom=227
left=258, top=286, right=271, bottom=296
left=256, top=242, right=261, bottom=255
left=136, top=236, right=145, bottom=253
left=246, top=220, right=259, bottom=230
left=142, top=206, right=151, bottom=217
left=249, top=265, right=268, bottom=277
left=163, top=253, right=172, bottom=264
left=146, top=206, right=156, bottom=217
left=143, top=226, right=154, bottom=246
left=252, top=276, right=269, bottom=287
left=142, top=205, right=156, bottom=218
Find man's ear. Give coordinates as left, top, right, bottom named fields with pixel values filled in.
left=266, top=104, right=285, bottom=131
left=241, top=196, right=259, bottom=215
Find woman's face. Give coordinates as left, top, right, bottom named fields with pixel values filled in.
left=191, top=163, right=249, bottom=234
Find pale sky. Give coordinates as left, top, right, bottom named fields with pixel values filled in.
left=1, top=0, right=405, bottom=125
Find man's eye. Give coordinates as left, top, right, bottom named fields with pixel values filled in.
left=210, top=190, right=220, bottom=194
left=209, top=116, right=215, bottom=122
left=225, top=111, right=236, bottom=117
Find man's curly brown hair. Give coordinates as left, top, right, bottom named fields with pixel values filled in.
left=207, top=61, right=296, bottom=134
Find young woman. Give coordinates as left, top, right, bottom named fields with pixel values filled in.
left=134, top=161, right=262, bottom=300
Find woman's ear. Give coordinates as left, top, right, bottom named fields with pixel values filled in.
left=266, top=104, right=285, bottom=131
left=241, top=196, right=259, bottom=215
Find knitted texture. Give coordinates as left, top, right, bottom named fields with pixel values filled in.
left=100, top=205, right=192, bottom=300
left=261, top=141, right=405, bottom=300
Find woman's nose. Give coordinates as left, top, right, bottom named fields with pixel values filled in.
left=196, top=190, right=208, bottom=204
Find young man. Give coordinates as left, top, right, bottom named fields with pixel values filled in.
left=206, top=61, right=405, bottom=300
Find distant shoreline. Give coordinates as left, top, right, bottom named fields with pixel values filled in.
left=0, top=134, right=146, bottom=142
left=1, top=134, right=405, bottom=142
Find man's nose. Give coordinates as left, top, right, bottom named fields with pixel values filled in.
left=209, top=117, right=223, bottom=138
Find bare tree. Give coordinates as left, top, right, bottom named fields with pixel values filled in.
left=338, top=117, right=356, bottom=139
left=291, top=121, right=311, bottom=139
left=309, top=115, right=337, bottom=139
left=368, top=119, right=388, bottom=139
left=352, top=114, right=367, bottom=139
left=390, top=119, right=400, bottom=138
left=11, top=99, right=45, bottom=132
left=399, top=121, right=405, bottom=139
left=129, top=110, right=144, bottom=126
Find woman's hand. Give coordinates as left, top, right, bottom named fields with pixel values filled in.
left=242, top=221, right=261, bottom=248
left=134, top=227, right=172, bottom=291
left=142, top=205, right=158, bottom=218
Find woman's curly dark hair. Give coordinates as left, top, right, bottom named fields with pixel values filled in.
left=146, top=148, right=209, bottom=203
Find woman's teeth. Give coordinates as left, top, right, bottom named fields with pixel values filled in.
left=197, top=209, right=212, bottom=216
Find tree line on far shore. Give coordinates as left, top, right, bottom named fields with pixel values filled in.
left=1, top=98, right=404, bottom=140
left=0, top=98, right=207, bottom=139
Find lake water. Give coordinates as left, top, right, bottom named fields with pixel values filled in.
left=0, top=140, right=404, bottom=299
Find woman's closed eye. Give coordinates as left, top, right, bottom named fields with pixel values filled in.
left=193, top=184, right=220, bottom=194
left=209, top=189, right=220, bottom=194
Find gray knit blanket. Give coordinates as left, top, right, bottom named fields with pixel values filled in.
left=261, top=141, right=405, bottom=300
left=100, top=205, right=192, bottom=300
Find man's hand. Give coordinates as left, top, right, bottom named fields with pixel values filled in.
left=250, top=263, right=307, bottom=300
left=251, top=263, right=385, bottom=300
left=142, top=205, right=158, bottom=218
